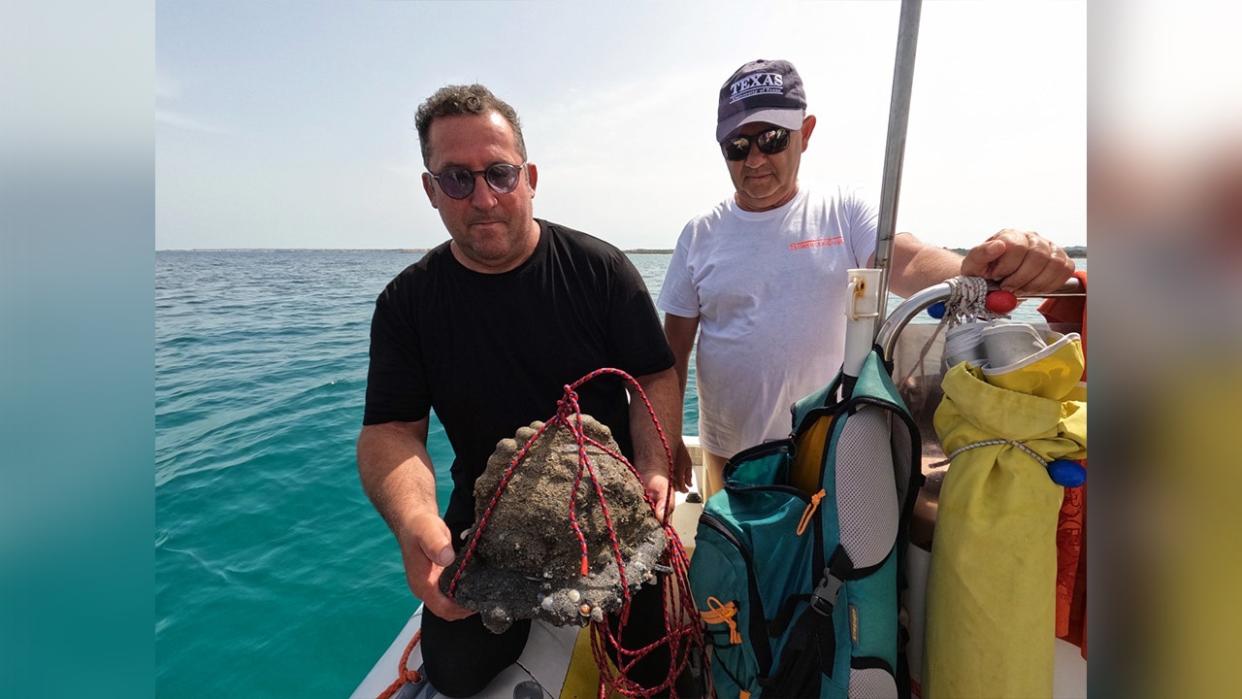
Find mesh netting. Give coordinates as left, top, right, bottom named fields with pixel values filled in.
left=847, top=665, right=899, bottom=698
left=835, top=408, right=899, bottom=568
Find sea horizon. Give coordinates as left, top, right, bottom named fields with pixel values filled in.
left=156, top=247, right=1088, bottom=257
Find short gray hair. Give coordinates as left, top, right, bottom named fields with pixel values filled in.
left=415, top=84, right=526, bottom=167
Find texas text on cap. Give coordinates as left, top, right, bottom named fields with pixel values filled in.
left=716, top=59, right=807, bottom=142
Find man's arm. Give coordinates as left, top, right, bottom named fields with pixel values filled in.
left=883, top=232, right=964, bottom=298
left=663, top=313, right=699, bottom=402
left=629, top=366, right=687, bottom=519
left=881, top=229, right=1076, bottom=298
left=663, top=313, right=700, bottom=494
left=357, top=419, right=473, bottom=620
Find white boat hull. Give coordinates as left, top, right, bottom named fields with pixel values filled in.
left=349, top=608, right=582, bottom=699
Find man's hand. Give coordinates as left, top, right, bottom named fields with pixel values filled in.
left=356, top=421, right=470, bottom=619
left=397, top=512, right=475, bottom=621
left=630, top=367, right=687, bottom=514
left=671, top=438, right=694, bottom=493
left=639, top=469, right=672, bottom=523
left=960, top=229, right=1076, bottom=294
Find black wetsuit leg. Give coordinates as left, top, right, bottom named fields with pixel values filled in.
left=420, top=610, right=532, bottom=697
left=607, top=577, right=677, bottom=695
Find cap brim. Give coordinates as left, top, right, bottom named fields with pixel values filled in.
left=716, top=108, right=806, bottom=142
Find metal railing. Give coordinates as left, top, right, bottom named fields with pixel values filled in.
left=877, top=277, right=1084, bottom=361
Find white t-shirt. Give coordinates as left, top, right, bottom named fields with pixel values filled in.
left=658, top=187, right=878, bottom=458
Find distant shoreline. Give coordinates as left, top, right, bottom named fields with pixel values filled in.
left=154, top=247, right=681, bottom=254
left=947, top=245, right=1087, bottom=258
left=156, top=246, right=1088, bottom=258
left=158, top=248, right=435, bottom=253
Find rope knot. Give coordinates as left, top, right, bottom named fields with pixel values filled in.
left=556, top=387, right=581, bottom=421
left=796, top=489, right=827, bottom=536
left=701, top=596, right=742, bottom=645
left=944, top=276, right=1004, bottom=327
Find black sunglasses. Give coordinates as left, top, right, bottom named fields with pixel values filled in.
left=720, top=127, right=792, bottom=161
left=428, top=162, right=525, bottom=200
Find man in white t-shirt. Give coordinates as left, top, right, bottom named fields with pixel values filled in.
left=658, top=58, right=1076, bottom=497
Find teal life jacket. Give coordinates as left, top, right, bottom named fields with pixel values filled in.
left=689, top=348, right=921, bottom=699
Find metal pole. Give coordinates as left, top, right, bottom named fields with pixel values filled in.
left=872, top=0, right=923, bottom=338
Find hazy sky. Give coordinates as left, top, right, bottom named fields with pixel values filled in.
left=156, top=1, right=1085, bottom=250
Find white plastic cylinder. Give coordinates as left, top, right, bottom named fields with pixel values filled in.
left=844, top=268, right=882, bottom=378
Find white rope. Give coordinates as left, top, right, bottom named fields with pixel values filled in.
left=899, top=276, right=1000, bottom=388
left=928, top=438, right=1049, bottom=469
left=943, top=276, right=1002, bottom=328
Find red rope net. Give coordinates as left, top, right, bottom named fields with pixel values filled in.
left=381, top=368, right=705, bottom=699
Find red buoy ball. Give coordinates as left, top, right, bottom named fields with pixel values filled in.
left=985, top=289, right=1018, bottom=314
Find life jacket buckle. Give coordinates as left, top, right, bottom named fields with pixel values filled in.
left=809, top=571, right=843, bottom=616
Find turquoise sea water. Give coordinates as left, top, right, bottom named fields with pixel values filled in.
left=155, top=250, right=1081, bottom=696
left=154, top=251, right=694, bottom=697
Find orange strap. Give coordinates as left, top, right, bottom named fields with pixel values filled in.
left=700, top=596, right=742, bottom=645
left=740, top=692, right=751, bottom=699
left=796, top=489, right=827, bottom=535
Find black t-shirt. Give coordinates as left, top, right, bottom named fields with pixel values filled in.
left=363, top=219, right=675, bottom=534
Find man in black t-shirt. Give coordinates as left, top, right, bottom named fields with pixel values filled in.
left=358, top=84, right=691, bottom=697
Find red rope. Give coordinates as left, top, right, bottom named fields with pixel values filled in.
left=376, top=629, right=422, bottom=699
left=383, top=368, right=705, bottom=699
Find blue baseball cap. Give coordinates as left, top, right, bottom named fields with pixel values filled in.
left=716, top=59, right=807, bottom=142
